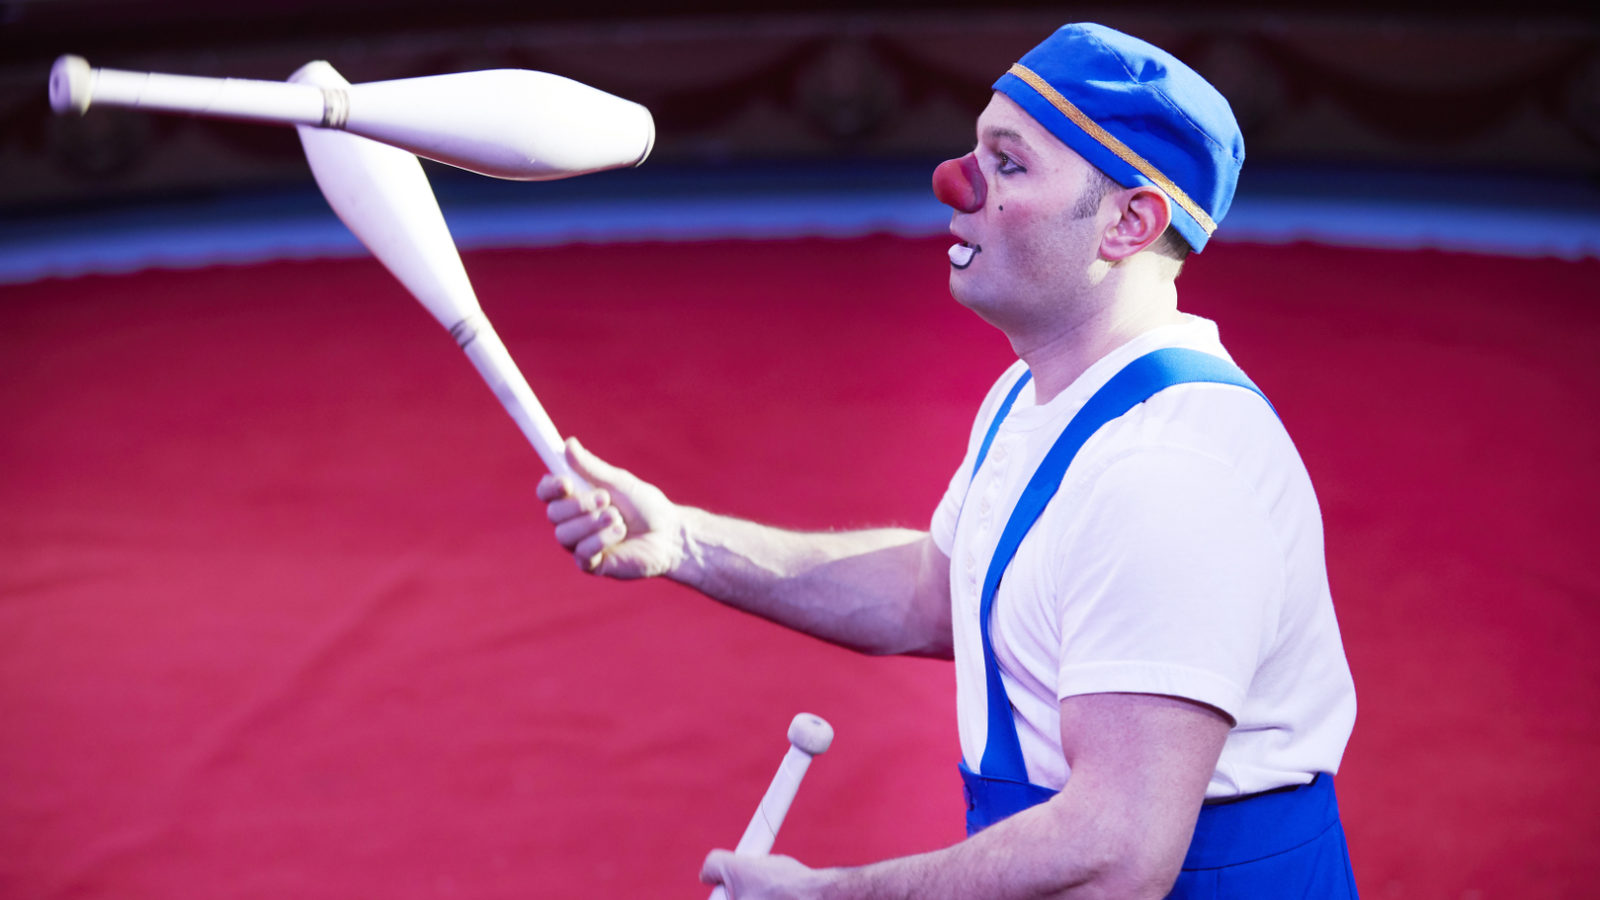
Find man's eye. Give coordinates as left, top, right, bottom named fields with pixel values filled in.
left=997, top=153, right=1024, bottom=174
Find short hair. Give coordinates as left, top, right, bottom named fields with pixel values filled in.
left=1079, top=168, right=1192, bottom=270
left=1152, top=224, right=1194, bottom=267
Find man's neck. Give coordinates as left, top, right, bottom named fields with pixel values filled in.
left=1013, top=274, right=1183, bottom=403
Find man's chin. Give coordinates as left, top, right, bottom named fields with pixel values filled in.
left=948, top=279, right=992, bottom=316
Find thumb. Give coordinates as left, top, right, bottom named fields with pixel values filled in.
left=565, top=437, right=629, bottom=492
left=699, top=849, right=735, bottom=887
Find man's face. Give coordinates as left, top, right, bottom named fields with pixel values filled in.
left=945, top=93, right=1110, bottom=333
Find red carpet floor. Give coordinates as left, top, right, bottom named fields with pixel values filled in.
left=2, top=236, right=1597, bottom=898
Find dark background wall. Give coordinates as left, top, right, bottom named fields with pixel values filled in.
left=2, top=1, right=1596, bottom=212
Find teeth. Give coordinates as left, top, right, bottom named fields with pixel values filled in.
left=948, top=243, right=978, bottom=268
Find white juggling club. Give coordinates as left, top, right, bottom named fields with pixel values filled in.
left=291, top=60, right=587, bottom=489
left=51, top=54, right=654, bottom=181
left=708, top=713, right=834, bottom=900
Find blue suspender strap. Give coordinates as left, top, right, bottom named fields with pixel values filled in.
left=959, top=351, right=1357, bottom=893
left=972, top=370, right=1032, bottom=480
left=973, top=348, right=1273, bottom=783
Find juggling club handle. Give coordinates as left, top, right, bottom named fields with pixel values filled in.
left=731, top=746, right=814, bottom=858
left=707, top=714, right=833, bottom=900
left=52, top=54, right=326, bottom=122
left=457, top=317, right=591, bottom=491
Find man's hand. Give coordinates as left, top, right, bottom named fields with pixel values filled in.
left=536, top=438, right=685, bottom=578
left=700, top=850, right=832, bottom=900
left=689, top=693, right=1227, bottom=900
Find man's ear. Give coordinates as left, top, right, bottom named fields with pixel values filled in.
left=1100, top=186, right=1173, bottom=261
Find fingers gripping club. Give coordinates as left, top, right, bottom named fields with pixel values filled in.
left=708, top=714, right=834, bottom=900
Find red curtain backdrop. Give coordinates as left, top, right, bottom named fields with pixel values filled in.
left=2, top=236, right=1596, bottom=897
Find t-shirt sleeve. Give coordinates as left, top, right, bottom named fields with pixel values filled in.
left=930, top=457, right=971, bottom=558
left=1051, top=446, right=1285, bottom=722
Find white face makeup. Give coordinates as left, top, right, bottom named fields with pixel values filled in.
left=948, top=242, right=979, bottom=269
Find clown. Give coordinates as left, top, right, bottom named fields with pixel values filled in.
left=542, top=22, right=1358, bottom=899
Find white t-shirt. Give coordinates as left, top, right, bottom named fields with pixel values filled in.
left=931, top=315, right=1356, bottom=799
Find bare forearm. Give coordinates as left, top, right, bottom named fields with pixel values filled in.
left=537, top=441, right=952, bottom=657
left=803, top=696, right=1223, bottom=900
left=669, top=508, right=951, bottom=657
left=818, top=790, right=1173, bottom=900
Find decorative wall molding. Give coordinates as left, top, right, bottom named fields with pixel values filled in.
left=2, top=10, right=1595, bottom=209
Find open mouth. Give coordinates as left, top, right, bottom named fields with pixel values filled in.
left=948, top=242, right=980, bottom=269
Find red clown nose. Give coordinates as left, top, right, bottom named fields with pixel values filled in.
left=932, top=154, right=985, bottom=213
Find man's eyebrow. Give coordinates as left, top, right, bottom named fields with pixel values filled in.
left=982, top=126, right=1029, bottom=146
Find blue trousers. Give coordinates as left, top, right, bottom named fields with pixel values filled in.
left=960, top=765, right=1358, bottom=898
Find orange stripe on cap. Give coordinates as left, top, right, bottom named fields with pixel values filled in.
left=1007, top=63, right=1217, bottom=236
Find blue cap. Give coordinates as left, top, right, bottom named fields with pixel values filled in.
left=993, top=23, right=1244, bottom=252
